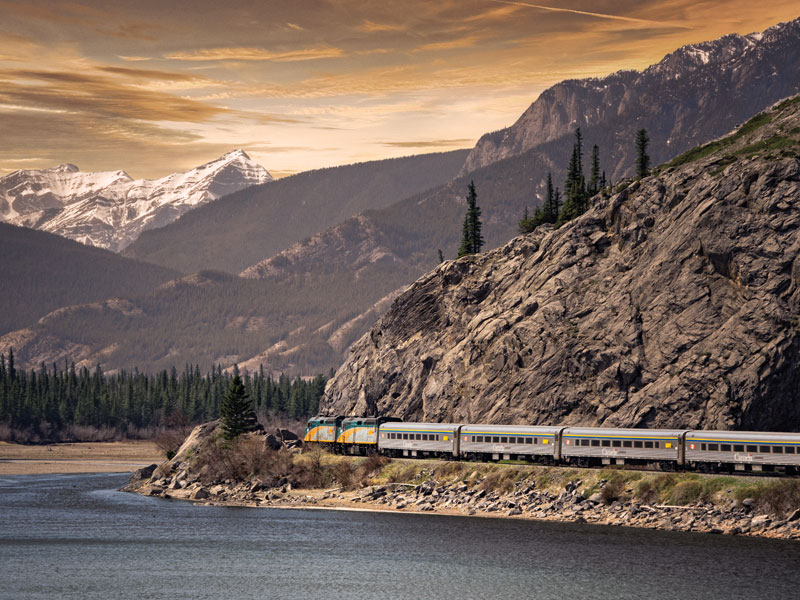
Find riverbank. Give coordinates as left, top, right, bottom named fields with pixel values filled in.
left=124, top=425, right=800, bottom=540
left=0, top=440, right=163, bottom=475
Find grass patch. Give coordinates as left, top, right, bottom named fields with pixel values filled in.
left=665, top=111, right=774, bottom=168
left=734, top=479, right=800, bottom=516
left=734, top=135, right=797, bottom=158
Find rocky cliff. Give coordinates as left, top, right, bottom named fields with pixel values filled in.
left=323, top=96, right=800, bottom=431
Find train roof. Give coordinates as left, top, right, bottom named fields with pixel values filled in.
left=563, top=427, right=688, bottom=437
left=379, top=422, right=461, bottom=431
left=461, top=424, right=563, bottom=434
left=686, top=430, right=800, bottom=442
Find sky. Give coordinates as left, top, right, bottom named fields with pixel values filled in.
left=1, top=1, right=798, bottom=179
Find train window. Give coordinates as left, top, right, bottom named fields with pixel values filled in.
left=644, top=441, right=653, bottom=449
left=525, top=438, right=532, bottom=444
left=759, top=446, right=771, bottom=453
left=591, top=440, right=600, bottom=447
left=654, top=442, right=660, bottom=448
left=477, top=436, right=484, bottom=442
left=773, top=446, right=784, bottom=454
left=720, top=444, right=732, bottom=452
left=708, top=444, right=719, bottom=451
left=611, top=440, right=621, bottom=448
left=699, top=443, right=706, bottom=451
left=601, top=440, right=610, bottom=447
left=746, top=445, right=757, bottom=452
left=583, top=439, right=591, bottom=447
left=786, top=447, right=796, bottom=454
left=501, top=437, right=508, bottom=443
left=634, top=441, right=643, bottom=448
left=493, top=436, right=500, bottom=443
left=733, top=445, right=744, bottom=452
left=623, top=441, right=632, bottom=448
left=434, top=435, right=440, bottom=441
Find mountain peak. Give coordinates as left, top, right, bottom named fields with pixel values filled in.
left=462, top=15, right=800, bottom=176
left=52, top=164, right=79, bottom=173
left=221, top=148, right=250, bottom=161
left=1, top=153, right=274, bottom=251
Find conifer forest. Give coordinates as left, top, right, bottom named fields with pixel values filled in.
left=0, top=349, right=326, bottom=442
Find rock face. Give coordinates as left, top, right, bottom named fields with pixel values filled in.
left=0, top=150, right=272, bottom=251
left=323, top=96, right=800, bottom=430
left=463, top=17, right=800, bottom=180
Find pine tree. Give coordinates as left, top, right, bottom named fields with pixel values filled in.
left=457, top=180, right=484, bottom=257
left=543, top=173, right=558, bottom=224
left=589, top=144, right=600, bottom=196
left=437, top=249, right=444, bottom=263
left=635, top=128, right=650, bottom=178
left=560, top=129, right=588, bottom=224
left=518, top=206, right=534, bottom=234
left=219, top=373, right=258, bottom=440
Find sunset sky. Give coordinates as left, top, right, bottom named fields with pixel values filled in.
left=1, top=1, right=798, bottom=178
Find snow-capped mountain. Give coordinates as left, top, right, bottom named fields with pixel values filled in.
left=0, top=149, right=272, bottom=251
left=462, top=16, right=800, bottom=176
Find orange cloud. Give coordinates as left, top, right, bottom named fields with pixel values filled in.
left=165, top=46, right=344, bottom=62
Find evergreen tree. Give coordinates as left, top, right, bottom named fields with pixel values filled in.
left=437, top=249, right=444, bottom=263
left=589, top=144, right=600, bottom=196
left=635, top=128, right=650, bottom=178
left=543, top=173, right=558, bottom=224
left=457, top=180, right=484, bottom=257
left=559, top=129, right=588, bottom=225
left=518, top=206, right=534, bottom=234
left=219, top=373, right=258, bottom=440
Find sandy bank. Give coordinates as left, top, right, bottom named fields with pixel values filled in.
left=0, top=441, right=162, bottom=475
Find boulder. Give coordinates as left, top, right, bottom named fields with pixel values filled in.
left=129, top=464, right=157, bottom=485
left=192, top=488, right=210, bottom=500
left=265, top=434, right=282, bottom=451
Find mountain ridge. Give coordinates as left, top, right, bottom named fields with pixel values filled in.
left=0, top=149, right=272, bottom=251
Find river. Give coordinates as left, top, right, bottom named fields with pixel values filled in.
left=1, top=473, right=798, bottom=599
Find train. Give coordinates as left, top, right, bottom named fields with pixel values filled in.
left=304, top=416, right=800, bottom=474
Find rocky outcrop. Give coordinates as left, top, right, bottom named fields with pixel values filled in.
left=323, top=96, right=800, bottom=430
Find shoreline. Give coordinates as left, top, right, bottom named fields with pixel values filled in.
left=126, top=470, right=800, bottom=541
left=0, top=441, right=163, bottom=475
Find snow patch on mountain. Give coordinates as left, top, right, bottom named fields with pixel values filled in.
left=0, top=149, right=272, bottom=251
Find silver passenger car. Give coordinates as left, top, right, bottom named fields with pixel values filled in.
left=686, top=430, right=800, bottom=472
left=562, top=428, right=688, bottom=466
left=459, top=425, right=564, bottom=461
left=378, top=422, right=462, bottom=457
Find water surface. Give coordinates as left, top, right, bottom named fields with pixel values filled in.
left=1, top=473, right=798, bottom=599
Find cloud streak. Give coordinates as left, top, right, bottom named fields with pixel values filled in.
left=487, top=0, right=689, bottom=27
left=165, top=46, right=344, bottom=62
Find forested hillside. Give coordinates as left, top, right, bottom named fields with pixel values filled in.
left=0, top=350, right=326, bottom=442
left=123, top=150, right=469, bottom=274
left=0, top=223, right=179, bottom=335
left=0, top=264, right=414, bottom=375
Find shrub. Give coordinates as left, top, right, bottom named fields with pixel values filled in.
left=331, top=460, right=357, bottom=490
left=668, top=480, right=703, bottom=505
left=601, top=479, right=625, bottom=504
